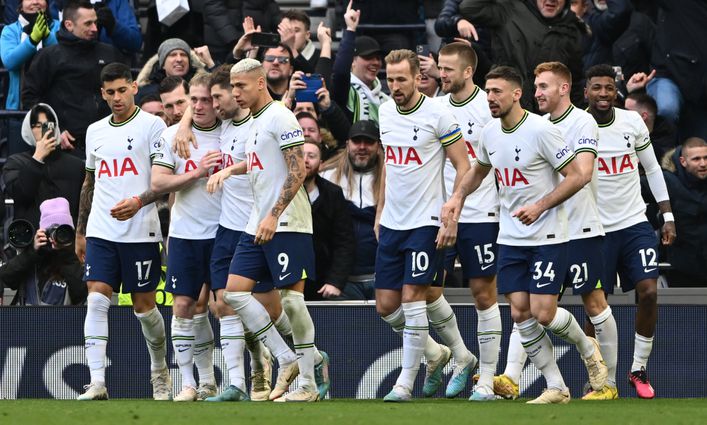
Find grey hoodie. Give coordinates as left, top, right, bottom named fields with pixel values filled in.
left=20, top=103, right=62, bottom=147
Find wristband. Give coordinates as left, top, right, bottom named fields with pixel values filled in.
left=132, top=196, right=143, bottom=209
left=662, top=212, right=674, bottom=222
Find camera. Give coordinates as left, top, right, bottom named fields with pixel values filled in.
left=7, top=219, right=35, bottom=249
left=45, top=224, right=75, bottom=248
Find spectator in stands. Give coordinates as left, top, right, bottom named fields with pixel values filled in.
left=158, top=76, right=190, bottom=126
left=459, top=0, right=588, bottom=110
left=332, top=2, right=389, bottom=123
left=202, top=0, right=281, bottom=64
left=0, top=197, right=86, bottom=305
left=51, top=0, right=142, bottom=54
left=2, top=104, right=84, bottom=231
left=302, top=140, right=356, bottom=301
left=261, top=44, right=294, bottom=101
left=647, top=0, right=707, bottom=140
left=435, top=0, right=480, bottom=42
left=136, top=38, right=207, bottom=102
left=0, top=0, right=60, bottom=110
left=577, top=0, right=633, bottom=74
left=642, top=138, right=707, bottom=287
left=138, top=93, right=168, bottom=124
left=625, top=91, right=677, bottom=163
left=320, top=120, right=382, bottom=300
left=21, top=1, right=123, bottom=156
left=297, top=112, right=338, bottom=160
left=278, top=9, right=320, bottom=74
left=286, top=70, right=351, bottom=147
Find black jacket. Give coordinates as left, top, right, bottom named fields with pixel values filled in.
left=0, top=246, right=86, bottom=305
left=650, top=0, right=707, bottom=104
left=612, top=10, right=655, bottom=79
left=641, top=147, right=707, bottom=280
left=582, top=0, right=633, bottom=74
left=305, top=176, right=356, bottom=300
left=2, top=150, right=85, bottom=231
left=21, top=29, right=124, bottom=151
left=459, top=0, right=588, bottom=110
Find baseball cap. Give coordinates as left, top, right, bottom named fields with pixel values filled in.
left=349, top=120, right=379, bottom=140
left=354, top=36, right=382, bottom=57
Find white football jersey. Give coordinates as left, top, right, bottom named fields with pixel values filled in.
left=379, top=95, right=463, bottom=230
left=219, top=114, right=254, bottom=232
left=476, top=111, right=574, bottom=246
left=153, top=121, right=223, bottom=239
left=594, top=107, right=652, bottom=232
left=245, top=101, right=312, bottom=235
left=85, top=107, right=163, bottom=243
left=441, top=88, right=499, bottom=223
left=546, top=105, right=604, bottom=239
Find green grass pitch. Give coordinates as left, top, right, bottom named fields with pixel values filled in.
left=1, top=399, right=707, bottom=425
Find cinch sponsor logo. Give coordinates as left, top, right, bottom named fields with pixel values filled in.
left=577, top=137, right=597, bottom=146
left=495, top=168, right=529, bottom=187
left=598, top=154, right=634, bottom=175
left=280, top=129, right=303, bottom=141
left=385, top=146, right=422, bottom=165
left=555, top=146, right=571, bottom=159
left=97, top=158, right=138, bottom=178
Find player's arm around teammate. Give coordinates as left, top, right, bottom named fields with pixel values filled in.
left=436, top=134, right=470, bottom=249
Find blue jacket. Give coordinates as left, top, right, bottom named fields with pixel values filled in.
left=0, top=19, right=60, bottom=110
left=50, top=0, right=142, bottom=53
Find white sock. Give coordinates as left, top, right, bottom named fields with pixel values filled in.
left=134, top=307, right=168, bottom=372
left=503, top=322, right=527, bottom=384
left=517, top=318, right=565, bottom=391
left=477, top=303, right=502, bottom=391
left=590, top=306, right=618, bottom=387
left=193, top=312, right=215, bottom=385
left=84, top=292, right=111, bottom=385
left=382, top=306, right=441, bottom=361
left=220, top=315, right=246, bottom=391
left=427, top=296, right=472, bottom=363
left=171, top=316, right=196, bottom=388
left=223, top=291, right=296, bottom=366
left=244, top=329, right=268, bottom=372
left=546, top=307, right=594, bottom=359
left=281, top=290, right=316, bottom=389
left=395, top=301, right=428, bottom=392
left=274, top=310, right=293, bottom=337
left=631, top=332, right=654, bottom=372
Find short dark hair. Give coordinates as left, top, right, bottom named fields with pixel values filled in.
left=585, top=64, right=616, bottom=82
left=101, top=62, right=133, bottom=84
left=283, top=9, right=311, bottom=30
left=296, top=112, right=319, bottom=128
left=682, top=137, right=707, bottom=150
left=29, top=104, right=56, bottom=126
left=263, top=44, right=295, bottom=65
left=63, top=1, right=94, bottom=25
left=138, top=93, right=163, bottom=107
left=485, top=66, right=523, bottom=88
left=626, top=92, right=657, bottom=119
left=159, top=76, right=189, bottom=95
left=209, top=65, right=232, bottom=90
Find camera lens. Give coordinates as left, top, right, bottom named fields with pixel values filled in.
left=7, top=219, right=35, bottom=249
left=48, top=224, right=75, bottom=247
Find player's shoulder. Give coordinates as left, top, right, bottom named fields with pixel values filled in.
left=379, top=98, right=396, bottom=115
left=87, top=113, right=113, bottom=133
left=159, top=124, right=179, bottom=148
left=614, top=107, right=643, bottom=126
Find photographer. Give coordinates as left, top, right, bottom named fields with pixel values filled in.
left=2, top=103, right=85, bottom=231
left=0, top=197, right=86, bottom=305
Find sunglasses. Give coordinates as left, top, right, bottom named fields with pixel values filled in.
left=263, top=55, right=290, bottom=64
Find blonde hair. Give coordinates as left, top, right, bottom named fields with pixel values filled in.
left=189, top=71, right=212, bottom=89
left=385, top=49, right=420, bottom=75
left=231, top=58, right=263, bottom=75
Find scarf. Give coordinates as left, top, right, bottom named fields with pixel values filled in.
left=348, top=73, right=389, bottom=123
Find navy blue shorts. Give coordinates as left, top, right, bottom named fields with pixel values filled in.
left=210, top=226, right=241, bottom=291
left=84, top=237, right=161, bottom=293
left=166, top=237, right=214, bottom=299
left=444, top=222, right=499, bottom=280
left=603, top=221, right=659, bottom=294
left=375, top=225, right=445, bottom=290
left=497, top=243, right=568, bottom=295
left=229, top=232, right=315, bottom=289
left=562, top=236, right=606, bottom=295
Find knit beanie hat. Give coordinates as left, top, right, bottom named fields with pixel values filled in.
left=39, top=197, right=74, bottom=229
left=158, top=38, right=191, bottom=68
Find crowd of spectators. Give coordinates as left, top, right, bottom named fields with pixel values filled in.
left=0, top=0, right=704, bottom=304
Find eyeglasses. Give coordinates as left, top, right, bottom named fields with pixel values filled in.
left=263, top=55, right=290, bottom=64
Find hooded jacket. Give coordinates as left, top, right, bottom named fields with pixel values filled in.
left=21, top=28, right=124, bottom=149
left=459, top=0, right=588, bottom=110
left=134, top=51, right=208, bottom=103
left=2, top=104, right=85, bottom=231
